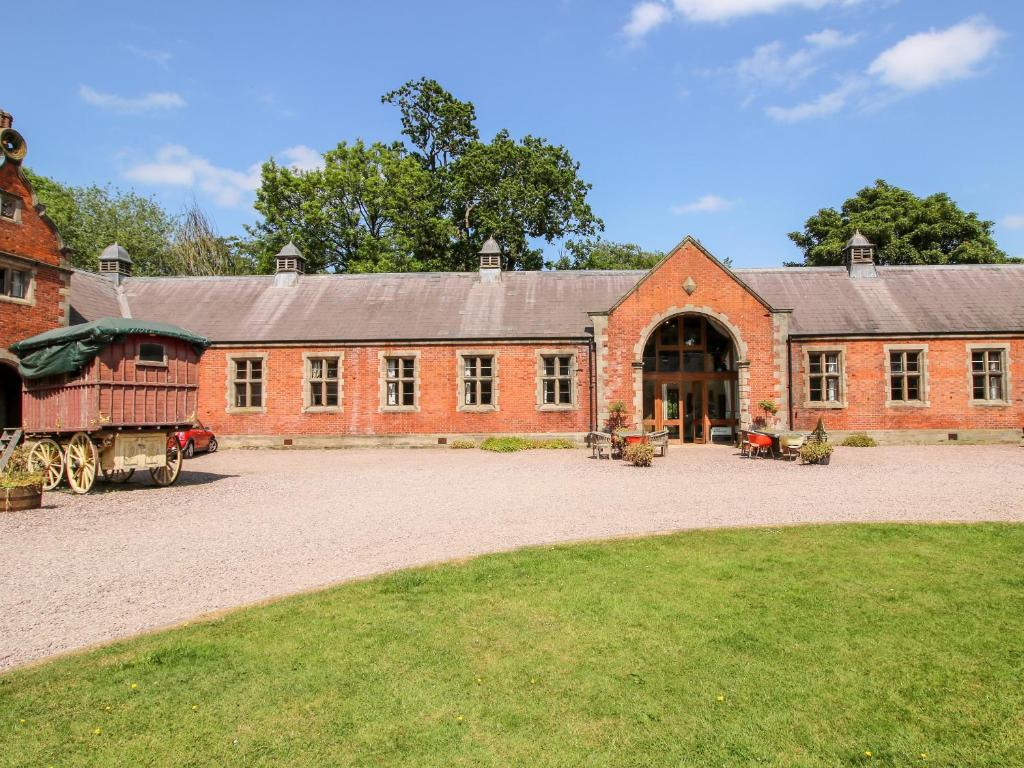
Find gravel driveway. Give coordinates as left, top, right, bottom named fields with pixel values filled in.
left=2, top=444, right=1023, bottom=671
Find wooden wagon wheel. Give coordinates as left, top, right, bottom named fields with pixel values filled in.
left=28, top=439, right=65, bottom=491
left=150, top=436, right=183, bottom=487
left=65, top=432, right=98, bottom=494
left=101, top=467, right=135, bottom=484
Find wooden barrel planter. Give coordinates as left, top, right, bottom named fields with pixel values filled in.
left=1, top=484, right=43, bottom=512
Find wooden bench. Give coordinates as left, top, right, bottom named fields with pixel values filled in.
left=647, top=429, right=669, bottom=457
left=588, top=431, right=614, bottom=459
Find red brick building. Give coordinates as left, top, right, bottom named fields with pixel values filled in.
left=66, top=233, right=1024, bottom=447
left=0, top=112, right=72, bottom=429
left=5, top=114, right=1022, bottom=445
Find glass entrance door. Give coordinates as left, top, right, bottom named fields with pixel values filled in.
left=682, top=381, right=705, bottom=444
left=661, top=383, right=680, bottom=442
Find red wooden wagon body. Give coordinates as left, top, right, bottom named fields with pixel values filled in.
left=11, top=319, right=210, bottom=494
left=21, top=334, right=200, bottom=434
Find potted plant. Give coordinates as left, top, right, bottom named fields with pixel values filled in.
left=758, top=399, right=779, bottom=429
left=799, top=441, right=833, bottom=465
left=605, top=400, right=629, bottom=454
left=1, top=446, right=44, bottom=512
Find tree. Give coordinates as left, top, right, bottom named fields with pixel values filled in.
left=788, top=180, right=1012, bottom=266
left=548, top=240, right=664, bottom=270
left=168, top=201, right=253, bottom=276
left=247, top=141, right=453, bottom=273
left=24, top=168, right=176, bottom=274
left=381, top=77, right=478, bottom=171
left=247, top=78, right=602, bottom=273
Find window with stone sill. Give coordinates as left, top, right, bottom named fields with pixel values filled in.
left=0, top=266, right=30, bottom=299
left=232, top=358, right=264, bottom=408
left=971, top=349, right=1007, bottom=402
left=308, top=356, right=340, bottom=408
left=807, top=351, right=843, bottom=404
left=889, top=349, right=924, bottom=403
left=462, top=355, right=494, bottom=408
left=540, top=354, right=574, bottom=407
left=385, top=356, right=416, bottom=407
left=0, top=192, right=19, bottom=222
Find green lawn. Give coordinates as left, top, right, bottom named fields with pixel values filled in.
left=3, top=524, right=1023, bottom=767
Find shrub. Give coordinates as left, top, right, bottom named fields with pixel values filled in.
left=799, top=441, right=834, bottom=465
left=480, top=436, right=577, bottom=452
left=623, top=443, right=655, bottom=467
left=538, top=438, right=575, bottom=450
left=758, top=399, right=779, bottom=416
left=841, top=433, right=877, bottom=448
left=481, top=437, right=535, bottom=453
left=449, top=440, right=476, bottom=449
left=0, top=447, right=44, bottom=489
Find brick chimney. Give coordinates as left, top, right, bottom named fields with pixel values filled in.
left=844, top=230, right=877, bottom=279
left=478, top=236, right=502, bottom=282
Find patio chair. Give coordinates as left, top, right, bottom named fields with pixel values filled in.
left=647, top=429, right=669, bottom=457
left=747, top=433, right=774, bottom=459
left=588, top=431, right=614, bottom=459
left=780, top=433, right=807, bottom=462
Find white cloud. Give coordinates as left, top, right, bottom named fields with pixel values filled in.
left=764, top=77, right=864, bottom=122
left=732, top=29, right=857, bottom=89
left=278, top=145, right=324, bottom=172
left=868, top=17, right=1003, bottom=91
left=122, top=144, right=322, bottom=208
left=671, top=194, right=737, bottom=214
left=1002, top=214, right=1024, bottom=230
left=672, top=0, right=838, bottom=23
left=623, top=1, right=672, bottom=41
left=79, top=85, right=185, bottom=114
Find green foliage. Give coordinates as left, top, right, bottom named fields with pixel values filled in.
left=799, top=441, right=834, bottom=464
left=23, top=169, right=250, bottom=276
left=623, top=442, right=655, bottom=467
left=5, top=524, right=1023, bottom=766
left=811, top=416, right=829, bottom=444
left=841, top=433, right=878, bottom=448
left=789, top=180, right=1013, bottom=266
left=548, top=239, right=663, bottom=270
left=248, top=79, right=602, bottom=274
left=449, top=439, right=476, bottom=449
left=0, top=447, right=44, bottom=489
left=758, top=399, right=778, bottom=416
left=480, top=436, right=575, bottom=452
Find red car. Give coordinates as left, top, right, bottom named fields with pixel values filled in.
left=174, top=422, right=218, bottom=458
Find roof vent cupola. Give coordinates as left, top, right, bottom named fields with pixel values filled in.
left=843, top=230, right=877, bottom=279
left=98, top=243, right=133, bottom=285
left=274, top=241, right=305, bottom=287
left=478, top=236, right=502, bottom=282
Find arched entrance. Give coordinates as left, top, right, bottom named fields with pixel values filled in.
left=640, top=314, right=739, bottom=444
left=0, top=361, right=22, bottom=429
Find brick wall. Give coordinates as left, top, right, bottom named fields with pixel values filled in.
left=197, top=342, right=593, bottom=440
left=599, top=238, right=783, bottom=429
left=0, top=159, right=69, bottom=357
left=792, top=337, right=1024, bottom=432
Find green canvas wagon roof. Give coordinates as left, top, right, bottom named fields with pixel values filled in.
left=10, top=317, right=210, bottom=379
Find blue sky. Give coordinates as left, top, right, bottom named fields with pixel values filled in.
left=8, top=0, right=1024, bottom=267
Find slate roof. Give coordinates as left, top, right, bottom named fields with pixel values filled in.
left=67, top=263, right=1024, bottom=342
left=738, top=265, right=1024, bottom=336
left=68, top=269, right=123, bottom=324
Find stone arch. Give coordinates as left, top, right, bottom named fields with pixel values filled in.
left=630, top=304, right=752, bottom=431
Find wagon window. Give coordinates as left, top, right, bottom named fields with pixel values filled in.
left=138, top=342, right=166, bottom=365
left=233, top=358, right=264, bottom=408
